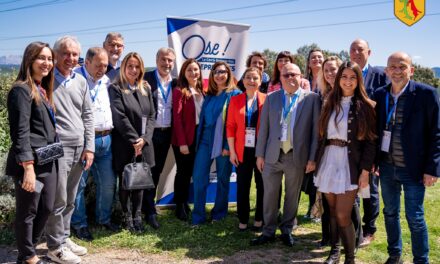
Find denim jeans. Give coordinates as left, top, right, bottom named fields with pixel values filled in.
left=71, top=135, right=116, bottom=227
left=380, top=162, right=429, bottom=264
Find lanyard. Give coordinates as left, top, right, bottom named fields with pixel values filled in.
left=281, top=91, right=299, bottom=123
left=155, top=70, right=171, bottom=104
left=80, top=67, right=101, bottom=102
left=385, top=92, right=398, bottom=129
left=245, top=94, right=257, bottom=127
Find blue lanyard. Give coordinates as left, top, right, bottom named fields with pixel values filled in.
left=155, top=70, right=171, bottom=104
left=385, top=92, right=397, bottom=129
left=245, top=94, right=257, bottom=127
left=282, top=90, right=299, bottom=122
left=81, top=67, right=101, bottom=102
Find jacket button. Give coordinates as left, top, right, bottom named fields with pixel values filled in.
left=348, top=140, right=351, bottom=143
left=348, top=129, right=351, bottom=133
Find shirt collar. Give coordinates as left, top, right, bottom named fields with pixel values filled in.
left=155, top=69, right=172, bottom=84
left=54, top=67, right=76, bottom=85
left=391, top=81, right=409, bottom=100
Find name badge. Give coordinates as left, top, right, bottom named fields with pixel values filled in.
left=280, top=122, right=288, bottom=142
left=381, top=130, right=391, bottom=152
left=142, top=116, right=147, bottom=135
left=245, top=127, right=256, bottom=148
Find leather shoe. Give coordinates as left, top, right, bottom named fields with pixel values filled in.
left=250, top=234, right=275, bottom=246
left=384, top=256, right=403, bottom=264
left=71, top=226, right=93, bottom=241
left=175, top=203, right=188, bottom=221
left=280, top=233, right=295, bottom=247
left=100, top=222, right=121, bottom=232
left=146, top=214, right=160, bottom=229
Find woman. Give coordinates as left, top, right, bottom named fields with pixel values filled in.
left=314, top=62, right=376, bottom=264
left=267, top=50, right=310, bottom=93
left=192, top=61, right=241, bottom=226
left=171, top=58, right=204, bottom=221
left=6, top=42, right=56, bottom=264
left=305, top=48, right=325, bottom=92
left=227, top=67, right=266, bottom=231
left=109, top=52, right=155, bottom=233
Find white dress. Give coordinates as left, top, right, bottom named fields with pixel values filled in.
left=314, top=96, right=358, bottom=194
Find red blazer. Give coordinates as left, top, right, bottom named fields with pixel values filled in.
left=226, top=91, right=266, bottom=162
left=171, top=87, right=199, bottom=147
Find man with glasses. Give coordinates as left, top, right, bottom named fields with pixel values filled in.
left=251, top=63, right=320, bottom=247
left=103, top=32, right=124, bottom=82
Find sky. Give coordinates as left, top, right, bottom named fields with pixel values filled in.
left=0, top=0, right=439, bottom=68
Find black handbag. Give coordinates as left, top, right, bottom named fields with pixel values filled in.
left=34, top=139, right=64, bottom=165
left=122, top=156, right=155, bottom=190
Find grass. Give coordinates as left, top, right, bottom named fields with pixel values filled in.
left=1, top=182, right=439, bottom=263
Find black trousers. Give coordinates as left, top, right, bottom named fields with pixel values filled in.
left=236, top=147, right=264, bottom=224
left=142, top=127, right=172, bottom=216
left=172, top=139, right=196, bottom=204
left=15, top=162, right=56, bottom=261
left=118, top=173, right=143, bottom=216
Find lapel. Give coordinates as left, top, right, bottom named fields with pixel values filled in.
left=364, top=64, right=373, bottom=89
left=41, top=99, right=56, bottom=127
left=402, top=80, right=416, bottom=128
left=293, top=90, right=306, bottom=128
left=134, top=89, right=146, bottom=115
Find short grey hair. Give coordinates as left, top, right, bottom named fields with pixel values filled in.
left=156, top=47, right=176, bottom=60
left=104, top=32, right=124, bottom=43
left=86, top=47, right=107, bottom=61
left=53, top=35, right=81, bottom=53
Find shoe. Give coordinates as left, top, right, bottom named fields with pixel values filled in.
left=359, top=233, right=375, bottom=248
left=323, top=217, right=340, bottom=264
left=250, top=234, right=275, bottom=246
left=250, top=225, right=263, bottom=232
left=133, top=213, right=144, bottom=233
left=384, top=256, right=403, bottom=264
left=71, top=226, right=93, bottom=242
left=18, top=259, right=50, bottom=264
left=100, top=222, right=121, bottom=232
left=122, top=212, right=135, bottom=233
left=65, top=238, right=87, bottom=256
left=280, top=233, right=295, bottom=247
left=175, top=203, right=188, bottom=221
left=339, top=224, right=355, bottom=264
left=238, top=224, right=248, bottom=232
left=47, top=246, right=81, bottom=264
left=318, top=239, right=329, bottom=248
left=146, top=214, right=160, bottom=229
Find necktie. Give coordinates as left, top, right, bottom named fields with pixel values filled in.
left=281, top=94, right=293, bottom=153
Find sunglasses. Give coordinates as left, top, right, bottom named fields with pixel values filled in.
left=282, top=73, right=301, bottom=78
left=213, top=70, right=228, bottom=75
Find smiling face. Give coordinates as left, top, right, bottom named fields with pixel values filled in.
left=55, top=40, right=80, bottom=77
left=385, top=52, right=414, bottom=88
left=277, top=56, right=292, bottom=71
left=350, top=39, right=370, bottom=69
left=32, top=47, right=53, bottom=82
left=103, top=36, right=124, bottom=63
left=85, top=51, right=108, bottom=81
left=213, top=64, right=228, bottom=89
left=243, top=69, right=261, bottom=91
left=309, top=51, right=324, bottom=71
left=250, top=56, right=265, bottom=73
left=280, top=64, right=302, bottom=92
left=184, top=62, right=201, bottom=86
left=323, top=60, right=339, bottom=88
left=339, top=68, right=358, bottom=96
left=125, top=57, right=141, bottom=85
left=156, top=51, right=175, bottom=78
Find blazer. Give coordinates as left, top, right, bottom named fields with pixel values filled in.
left=374, top=80, right=440, bottom=180
left=256, top=89, right=321, bottom=168
left=109, top=83, right=156, bottom=173
left=143, top=70, right=177, bottom=120
left=171, top=87, right=201, bottom=147
left=315, top=97, right=376, bottom=185
left=6, top=83, right=56, bottom=177
left=226, top=91, right=266, bottom=162
left=364, top=64, right=388, bottom=98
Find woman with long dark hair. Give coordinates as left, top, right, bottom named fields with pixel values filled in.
left=314, top=61, right=376, bottom=264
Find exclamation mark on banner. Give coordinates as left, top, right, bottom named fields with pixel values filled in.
left=222, top=38, right=231, bottom=56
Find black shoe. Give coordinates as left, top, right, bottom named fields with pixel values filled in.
left=71, top=226, right=93, bottom=241
left=123, top=213, right=135, bottom=233
left=133, top=216, right=144, bottom=233
left=146, top=214, right=160, bottom=229
left=280, top=233, right=295, bottom=247
left=250, top=234, right=275, bottom=246
left=100, top=222, right=121, bottom=232
left=175, top=203, right=188, bottom=221
left=384, top=256, right=403, bottom=264
left=184, top=203, right=191, bottom=214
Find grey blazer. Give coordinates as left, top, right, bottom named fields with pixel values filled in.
left=256, top=89, right=321, bottom=168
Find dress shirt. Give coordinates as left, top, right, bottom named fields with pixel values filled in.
left=155, top=71, right=173, bottom=128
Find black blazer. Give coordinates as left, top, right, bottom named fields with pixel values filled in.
left=143, top=70, right=177, bottom=120
left=316, top=97, right=376, bottom=185
left=364, top=65, right=388, bottom=98
left=109, top=83, right=156, bottom=173
left=6, top=83, right=56, bottom=177
left=374, top=80, right=440, bottom=180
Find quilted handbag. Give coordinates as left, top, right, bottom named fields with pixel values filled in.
left=34, top=141, right=64, bottom=165
left=122, top=156, right=155, bottom=190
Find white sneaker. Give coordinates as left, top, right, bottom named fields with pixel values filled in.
left=65, top=238, right=88, bottom=256
left=47, top=246, right=81, bottom=264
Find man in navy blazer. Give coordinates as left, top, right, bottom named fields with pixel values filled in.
left=374, top=52, right=439, bottom=264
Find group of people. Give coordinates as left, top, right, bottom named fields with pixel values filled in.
left=6, top=31, right=439, bottom=264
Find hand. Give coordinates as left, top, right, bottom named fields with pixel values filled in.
left=133, top=138, right=145, bottom=157
left=81, top=150, right=94, bottom=170
left=229, top=151, right=239, bottom=167
left=222, top=149, right=230, bottom=156
left=372, top=165, right=380, bottom=176
left=423, top=174, right=438, bottom=187
left=256, top=157, right=265, bottom=173
left=358, top=169, right=369, bottom=189
left=305, top=160, right=316, bottom=173
left=180, top=145, right=190, bottom=155
left=22, top=164, right=36, bottom=192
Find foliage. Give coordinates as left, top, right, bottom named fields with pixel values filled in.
left=0, top=72, right=15, bottom=153
left=413, top=64, right=440, bottom=88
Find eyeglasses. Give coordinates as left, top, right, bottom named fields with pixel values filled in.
left=282, top=73, right=301, bottom=78
left=107, top=42, right=124, bottom=49
left=213, top=70, right=228, bottom=75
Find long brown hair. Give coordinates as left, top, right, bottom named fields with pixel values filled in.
left=305, top=48, right=324, bottom=81
left=318, top=61, right=376, bottom=141
left=15, top=41, right=55, bottom=106
left=207, top=61, right=235, bottom=96
left=271, top=51, right=294, bottom=85
left=177, top=58, right=203, bottom=97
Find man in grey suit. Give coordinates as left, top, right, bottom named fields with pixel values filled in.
left=252, top=63, right=320, bottom=246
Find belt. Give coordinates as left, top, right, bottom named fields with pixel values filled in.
left=155, top=127, right=171, bottom=131
left=95, top=130, right=112, bottom=137
left=326, top=138, right=348, bottom=147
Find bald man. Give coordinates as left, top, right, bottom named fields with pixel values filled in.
left=374, top=52, right=440, bottom=264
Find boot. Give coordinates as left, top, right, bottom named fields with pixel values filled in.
left=324, top=217, right=340, bottom=264
left=133, top=211, right=144, bottom=233
left=123, top=212, right=135, bottom=233
left=175, top=203, right=188, bottom=221
left=339, top=223, right=356, bottom=264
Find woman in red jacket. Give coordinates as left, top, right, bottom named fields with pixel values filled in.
left=171, top=58, right=204, bottom=221
left=227, top=67, right=266, bottom=231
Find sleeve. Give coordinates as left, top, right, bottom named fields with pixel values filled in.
left=424, top=88, right=440, bottom=177
left=222, top=90, right=242, bottom=150
left=172, top=88, right=187, bottom=146
left=255, top=95, right=270, bottom=158
left=81, top=82, right=95, bottom=152
left=142, top=89, right=156, bottom=146
left=226, top=96, right=238, bottom=139
left=308, top=94, right=321, bottom=162
left=360, top=104, right=377, bottom=172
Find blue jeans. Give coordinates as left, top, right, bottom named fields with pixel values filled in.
left=71, top=135, right=116, bottom=227
left=380, top=162, right=429, bottom=264
left=192, top=138, right=232, bottom=225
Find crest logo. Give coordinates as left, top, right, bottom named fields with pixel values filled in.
left=394, top=0, right=425, bottom=26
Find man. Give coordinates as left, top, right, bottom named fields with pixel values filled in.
left=237, top=51, right=270, bottom=93
left=350, top=38, right=388, bottom=247
left=252, top=63, right=320, bottom=247
left=46, top=36, right=94, bottom=264
left=142, top=47, right=177, bottom=229
left=375, top=52, right=439, bottom=264
left=70, top=47, right=119, bottom=241
left=103, top=32, right=124, bottom=82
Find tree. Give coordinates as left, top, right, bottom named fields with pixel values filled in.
left=413, top=64, right=440, bottom=88
left=262, top=49, right=278, bottom=79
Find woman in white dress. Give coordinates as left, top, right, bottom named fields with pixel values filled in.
left=314, top=61, right=376, bottom=264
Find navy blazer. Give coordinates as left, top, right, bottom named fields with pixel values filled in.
left=374, top=80, right=440, bottom=180
left=364, top=64, right=388, bottom=98
left=143, top=70, right=177, bottom=119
